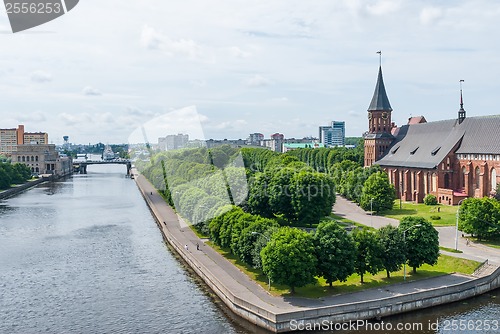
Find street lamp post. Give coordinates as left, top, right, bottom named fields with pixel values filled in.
left=399, top=181, right=403, bottom=210
left=455, top=199, right=465, bottom=251
left=370, top=198, right=374, bottom=227
left=251, top=231, right=271, bottom=291
left=403, top=224, right=422, bottom=281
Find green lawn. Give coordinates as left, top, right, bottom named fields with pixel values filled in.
left=382, top=200, right=458, bottom=226
left=469, top=237, right=500, bottom=249
left=209, top=242, right=481, bottom=298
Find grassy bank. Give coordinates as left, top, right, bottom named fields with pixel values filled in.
left=382, top=201, right=457, bottom=226
left=209, top=242, right=481, bottom=298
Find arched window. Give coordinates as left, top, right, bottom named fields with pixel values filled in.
left=22, top=156, right=25, bottom=162
left=462, top=166, right=466, bottom=189
left=31, top=156, right=34, bottom=162
left=432, top=173, right=437, bottom=191
left=446, top=157, right=451, bottom=169
left=17, top=156, right=20, bottom=162
left=475, top=167, right=481, bottom=189
left=35, top=156, right=38, bottom=162
left=492, top=168, right=497, bottom=191
left=444, top=174, right=450, bottom=189
left=35, top=167, right=39, bottom=173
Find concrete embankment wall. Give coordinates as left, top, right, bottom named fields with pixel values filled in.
left=0, top=179, right=45, bottom=200
left=134, top=175, right=500, bottom=333
left=275, top=267, right=500, bottom=330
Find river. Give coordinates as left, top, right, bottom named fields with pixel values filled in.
left=0, top=164, right=498, bottom=333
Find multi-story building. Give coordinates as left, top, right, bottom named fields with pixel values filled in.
left=247, top=133, right=264, bottom=146
left=24, top=132, right=48, bottom=145
left=0, top=125, right=24, bottom=155
left=268, top=133, right=284, bottom=153
left=205, top=139, right=247, bottom=149
left=0, top=125, right=49, bottom=156
left=158, top=133, right=189, bottom=151
left=364, top=64, right=500, bottom=204
left=11, top=144, right=72, bottom=176
left=319, top=121, right=345, bottom=147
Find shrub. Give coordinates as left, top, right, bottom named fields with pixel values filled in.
left=424, top=194, right=438, bottom=205
left=429, top=215, right=441, bottom=220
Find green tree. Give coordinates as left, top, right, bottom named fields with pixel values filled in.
left=261, top=227, right=317, bottom=294
left=0, top=164, right=12, bottom=189
left=313, top=221, right=356, bottom=287
left=236, top=217, right=279, bottom=266
left=360, top=172, right=396, bottom=212
left=247, top=172, right=273, bottom=217
left=459, top=198, right=500, bottom=239
left=399, top=216, right=439, bottom=274
left=377, top=225, right=405, bottom=278
left=268, top=168, right=296, bottom=221
left=291, top=171, right=335, bottom=226
left=352, top=229, right=384, bottom=283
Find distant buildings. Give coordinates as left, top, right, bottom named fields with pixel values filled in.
left=12, top=144, right=72, bottom=177
left=205, top=139, right=246, bottom=149
left=247, top=133, right=264, bottom=145
left=319, top=121, right=345, bottom=147
left=0, top=124, right=49, bottom=156
left=158, top=133, right=189, bottom=151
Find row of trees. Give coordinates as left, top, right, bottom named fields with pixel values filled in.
left=247, top=155, right=336, bottom=226
left=0, top=162, right=32, bottom=190
left=208, top=208, right=440, bottom=293
left=458, top=197, right=500, bottom=239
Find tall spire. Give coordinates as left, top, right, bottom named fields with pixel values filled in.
left=368, top=66, right=392, bottom=111
left=458, top=79, right=466, bottom=124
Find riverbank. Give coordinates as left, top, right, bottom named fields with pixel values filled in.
left=0, top=178, right=45, bottom=200
left=133, top=171, right=500, bottom=333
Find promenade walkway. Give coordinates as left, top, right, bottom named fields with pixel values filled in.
left=133, top=170, right=498, bottom=320
left=333, top=196, right=500, bottom=267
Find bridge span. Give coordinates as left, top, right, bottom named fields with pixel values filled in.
left=73, top=159, right=132, bottom=175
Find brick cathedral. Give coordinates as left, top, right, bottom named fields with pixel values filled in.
left=364, top=66, right=500, bottom=205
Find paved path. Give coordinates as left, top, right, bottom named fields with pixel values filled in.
left=132, top=170, right=499, bottom=316
left=333, top=195, right=500, bottom=266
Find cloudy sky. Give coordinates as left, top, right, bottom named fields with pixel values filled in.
left=1, top=0, right=500, bottom=144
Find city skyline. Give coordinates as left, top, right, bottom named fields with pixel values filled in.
left=2, top=1, right=500, bottom=144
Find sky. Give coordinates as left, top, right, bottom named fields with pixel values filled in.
left=1, top=0, right=500, bottom=144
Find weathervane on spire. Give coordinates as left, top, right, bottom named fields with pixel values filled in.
left=377, top=50, right=382, bottom=66
left=460, top=79, right=465, bottom=109
left=458, top=79, right=466, bottom=124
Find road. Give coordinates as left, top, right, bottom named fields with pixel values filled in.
left=333, top=195, right=500, bottom=266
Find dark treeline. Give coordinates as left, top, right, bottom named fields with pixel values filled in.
left=0, top=162, right=32, bottom=190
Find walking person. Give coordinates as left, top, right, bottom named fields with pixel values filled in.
left=184, top=244, right=188, bottom=251
left=196, top=243, right=200, bottom=251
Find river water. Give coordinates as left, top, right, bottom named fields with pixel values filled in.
left=0, top=164, right=498, bottom=334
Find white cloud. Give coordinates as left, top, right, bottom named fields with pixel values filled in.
left=30, top=70, right=52, bottom=83
left=16, top=110, right=47, bottom=122
left=140, top=25, right=213, bottom=62
left=245, top=74, right=272, bottom=87
left=59, top=112, right=92, bottom=126
left=420, top=7, right=443, bottom=25
left=211, top=119, right=248, bottom=130
left=82, top=86, right=102, bottom=96
left=227, top=46, right=251, bottom=58
left=366, top=0, right=401, bottom=16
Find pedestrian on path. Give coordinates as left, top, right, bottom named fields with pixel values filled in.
left=184, top=244, right=189, bottom=251
left=196, top=243, right=199, bottom=251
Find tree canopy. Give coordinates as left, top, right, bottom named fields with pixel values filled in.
left=261, top=227, right=317, bottom=294
left=399, top=216, right=439, bottom=274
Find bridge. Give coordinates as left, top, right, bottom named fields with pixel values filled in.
left=73, top=159, right=132, bottom=175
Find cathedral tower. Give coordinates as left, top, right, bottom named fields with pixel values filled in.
left=364, top=65, right=394, bottom=167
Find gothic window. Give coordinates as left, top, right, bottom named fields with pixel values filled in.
left=432, top=173, right=437, bottom=192
left=492, top=168, right=497, bottom=191
left=17, top=156, right=20, bottom=162
left=444, top=174, right=450, bottom=189
left=22, top=156, right=25, bottom=162
left=462, top=166, right=466, bottom=189
left=35, top=156, right=39, bottom=162
left=475, top=167, right=480, bottom=189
